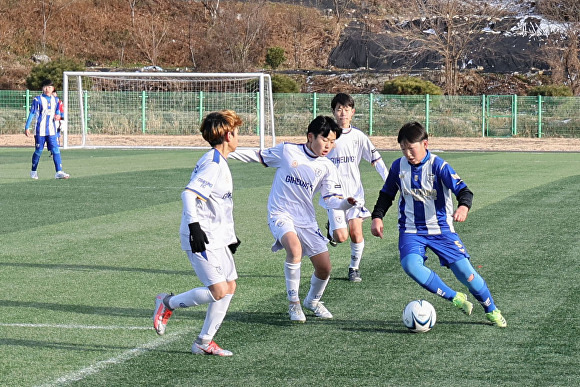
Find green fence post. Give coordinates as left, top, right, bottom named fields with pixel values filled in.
left=425, top=94, right=430, bottom=134
left=83, top=90, right=89, bottom=131
left=481, top=94, right=486, bottom=137
left=312, top=92, right=317, bottom=119
left=141, top=90, right=147, bottom=133
left=512, top=94, right=518, bottom=136
left=538, top=95, right=543, bottom=138
left=369, top=93, right=374, bottom=135
left=256, top=91, right=260, bottom=135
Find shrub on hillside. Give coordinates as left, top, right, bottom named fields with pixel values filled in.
left=527, top=84, right=573, bottom=97
left=271, top=74, right=300, bottom=93
left=382, top=76, right=442, bottom=95
left=265, top=47, right=286, bottom=70
left=26, top=59, right=85, bottom=90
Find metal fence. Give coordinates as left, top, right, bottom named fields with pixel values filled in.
left=2, top=90, right=579, bottom=138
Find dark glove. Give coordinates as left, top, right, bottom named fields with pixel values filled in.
left=188, top=222, right=208, bottom=253
left=228, top=237, right=241, bottom=254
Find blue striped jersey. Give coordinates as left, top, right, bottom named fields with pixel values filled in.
left=381, top=150, right=468, bottom=235
left=25, top=94, right=60, bottom=136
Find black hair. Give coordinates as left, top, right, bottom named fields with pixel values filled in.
left=331, top=93, right=355, bottom=110
left=397, top=121, right=428, bottom=144
left=307, top=115, right=342, bottom=140
left=41, top=79, right=54, bottom=87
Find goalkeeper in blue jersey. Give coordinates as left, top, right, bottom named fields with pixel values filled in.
left=153, top=110, right=242, bottom=356
left=370, top=122, right=506, bottom=327
left=24, top=79, right=69, bottom=180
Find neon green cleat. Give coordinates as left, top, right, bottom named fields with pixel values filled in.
left=486, top=309, right=507, bottom=328
left=452, top=292, right=473, bottom=316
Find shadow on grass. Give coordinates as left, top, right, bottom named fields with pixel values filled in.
left=0, top=261, right=190, bottom=276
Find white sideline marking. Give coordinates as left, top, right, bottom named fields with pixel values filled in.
left=36, top=328, right=192, bottom=387
left=0, top=323, right=152, bottom=330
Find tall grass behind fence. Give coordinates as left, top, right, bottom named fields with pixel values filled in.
left=3, top=90, right=580, bottom=138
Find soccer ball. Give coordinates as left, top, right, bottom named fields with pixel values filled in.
left=402, top=300, right=436, bottom=333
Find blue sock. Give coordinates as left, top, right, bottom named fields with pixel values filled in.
left=52, top=151, right=63, bottom=171
left=472, top=282, right=496, bottom=313
left=401, top=254, right=456, bottom=300
left=449, top=259, right=496, bottom=312
left=422, top=271, right=456, bottom=301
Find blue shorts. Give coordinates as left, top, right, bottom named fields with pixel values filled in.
left=399, top=232, right=470, bottom=267
left=35, top=135, right=60, bottom=152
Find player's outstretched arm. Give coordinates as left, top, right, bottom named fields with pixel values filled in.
left=229, top=149, right=261, bottom=163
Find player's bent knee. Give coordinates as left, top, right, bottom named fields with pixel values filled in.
left=208, top=282, right=229, bottom=300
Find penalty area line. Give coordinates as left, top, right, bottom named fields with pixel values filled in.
left=35, top=328, right=193, bottom=387
left=0, top=322, right=152, bottom=330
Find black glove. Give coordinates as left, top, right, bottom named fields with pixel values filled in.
left=228, top=237, right=241, bottom=254
left=188, top=222, right=208, bottom=253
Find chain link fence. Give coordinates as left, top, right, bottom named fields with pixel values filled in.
left=2, top=90, right=579, bottom=138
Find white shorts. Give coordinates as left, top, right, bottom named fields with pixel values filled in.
left=268, top=215, right=328, bottom=258
left=186, top=247, right=238, bottom=286
left=327, top=205, right=371, bottom=233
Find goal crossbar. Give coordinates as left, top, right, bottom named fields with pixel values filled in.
left=62, top=71, right=276, bottom=149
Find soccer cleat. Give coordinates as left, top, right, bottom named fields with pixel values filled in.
left=452, top=292, right=473, bottom=316
left=192, top=340, right=233, bottom=356
left=55, top=170, right=70, bottom=179
left=486, top=309, right=507, bottom=328
left=348, top=267, right=362, bottom=282
left=288, top=303, right=306, bottom=323
left=326, top=221, right=337, bottom=247
left=303, top=299, right=333, bottom=319
left=153, top=292, right=174, bottom=335
left=30, top=171, right=38, bottom=180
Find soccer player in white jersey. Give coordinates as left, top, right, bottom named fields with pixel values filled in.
left=324, top=93, right=388, bottom=282
left=370, top=122, right=506, bottom=327
left=24, top=79, right=70, bottom=180
left=231, top=116, right=358, bottom=322
left=153, top=110, right=243, bottom=356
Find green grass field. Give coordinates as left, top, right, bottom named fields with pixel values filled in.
left=1, top=148, right=578, bottom=386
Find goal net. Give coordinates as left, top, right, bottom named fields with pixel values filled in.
left=62, top=72, right=275, bottom=149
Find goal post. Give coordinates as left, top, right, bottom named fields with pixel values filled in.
left=62, top=72, right=276, bottom=149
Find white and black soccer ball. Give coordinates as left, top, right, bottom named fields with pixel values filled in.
left=402, top=300, right=437, bottom=333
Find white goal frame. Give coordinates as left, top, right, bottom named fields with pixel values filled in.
left=62, top=71, right=276, bottom=149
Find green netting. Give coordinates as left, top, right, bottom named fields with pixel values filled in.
left=3, top=90, right=580, bottom=139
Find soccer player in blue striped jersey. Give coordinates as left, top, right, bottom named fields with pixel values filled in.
left=24, top=79, right=69, bottom=180
left=231, top=116, right=358, bottom=322
left=153, top=110, right=243, bottom=356
left=371, top=122, right=506, bottom=327
left=324, top=93, right=389, bottom=283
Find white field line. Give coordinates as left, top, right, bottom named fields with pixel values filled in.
left=0, top=323, right=152, bottom=330
left=35, top=328, right=192, bottom=387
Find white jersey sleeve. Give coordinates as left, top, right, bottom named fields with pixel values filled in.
left=179, top=149, right=237, bottom=250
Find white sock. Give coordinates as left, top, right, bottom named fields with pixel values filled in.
left=305, top=274, right=329, bottom=305
left=198, top=294, right=233, bottom=343
left=284, top=261, right=301, bottom=303
left=168, top=287, right=215, bottom=309
left=350, top=240, right=364, bottom=269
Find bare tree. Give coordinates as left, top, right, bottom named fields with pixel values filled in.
left=33, top=0, right=77, bottom=53
left=369, top=0, right=510, bottom=94
left=537, top=0, right=580, bottom=94
left=209, top=1, right=269, bottom=71
left=332, top=0, right=353, bottom=25
left=132, top=12, right=169, bottom=66
left=201, top=0, right=220, bottom=21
